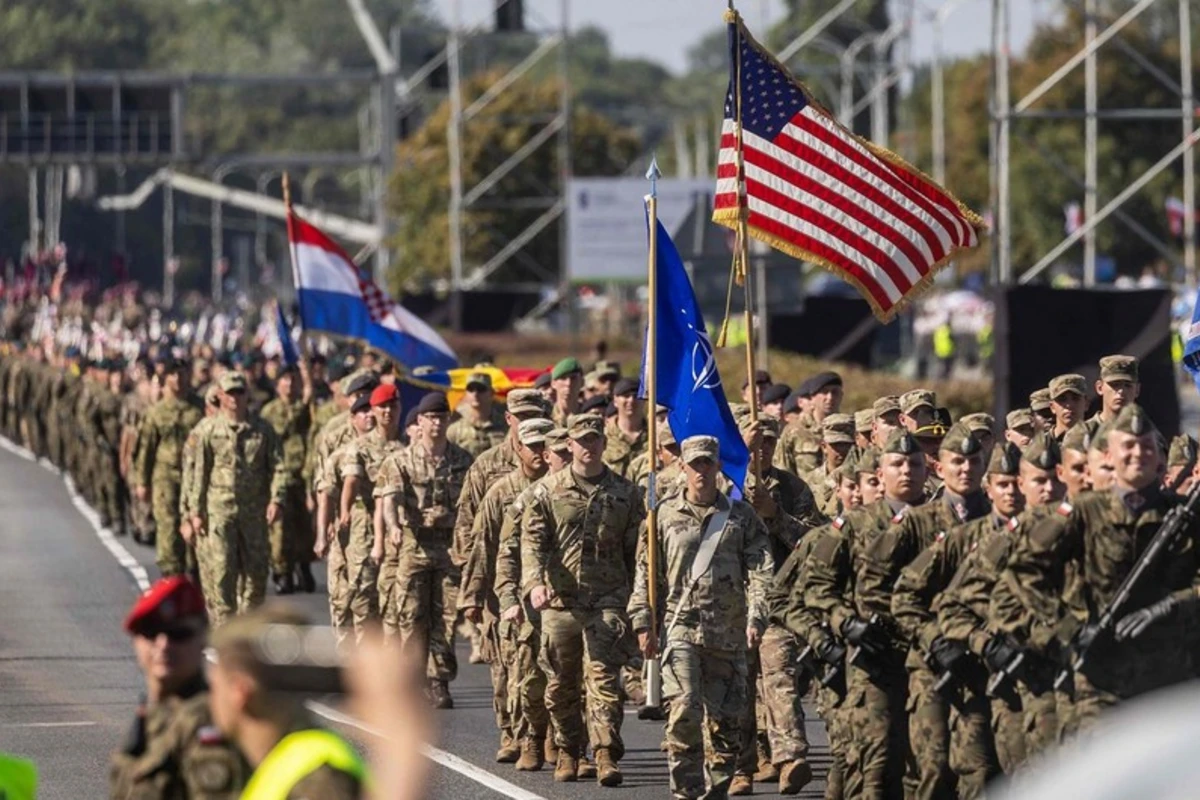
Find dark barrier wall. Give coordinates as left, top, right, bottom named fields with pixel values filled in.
left=769, top=296, right=878, bottom=366
left=992, top=286, right=1180, bottom=435
left=403, top=290, right=541, bottom=333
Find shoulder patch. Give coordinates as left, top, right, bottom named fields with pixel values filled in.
left=891, top=510, right=906, bottom=524
left=1007, top=516, right=1020, bottom=532
left=1056, top=501, right=1073, bottom=517
left=832, top=516, right=845, bottom=530
left=196, top=725, right=225, bottom=745
left=935, top=530, right=947, bottom=542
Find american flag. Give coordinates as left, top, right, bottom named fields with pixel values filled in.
left=713, top=17, right=985, bottom=321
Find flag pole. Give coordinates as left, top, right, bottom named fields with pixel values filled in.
left=282, top=173, right=313, bottom=393
left=644, top=156, right=662, bottom=711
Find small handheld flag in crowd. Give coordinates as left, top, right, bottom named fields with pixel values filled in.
left=274, top=302, right=300, bottom=368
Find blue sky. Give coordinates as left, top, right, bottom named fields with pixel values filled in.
left=453, top=0, right=1053, bottom=74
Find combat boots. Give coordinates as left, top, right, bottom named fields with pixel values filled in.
left=778, top=759, right=813, bottom=795
left=553, top=752, right=578, bottom=782
left=577, top=755, right=596, bottom=779
left=544, top=734, right=558, bottom=765
left=515, top=738, right=543, bottom=771
left=273, top=570, right=295, bottom=595
left=594, top=748, right=622, bottom=787
left=296, top=562, right=316, bottom=593
left=429, top=680, right=454, bottom=709
left=495, top=731, right=520, bottom=763
left=729, top=773, right=754, bottom=795
left=755, top=759, right=780, bottom=782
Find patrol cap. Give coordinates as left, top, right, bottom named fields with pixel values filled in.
left=551, top=357, right=582, bottom=380
left=873, top=395, right=902, bottom=416
left=546, top=427, right=570, bottom=452
left=568, top=413, right=605, bottom=439
left=1109, top=403, right=1158, bottom=437
left=219, top=372, right=247, bottom=394
left=822, top=413, right=856, bottom=445
left=939, top=423, right=982, bottom=456
left=681, top=435, right=720, bottom=464
left=1049, top=374, right=1087, bottom=400
left=517, top=418, right=555, bottom=446
left=988, top=442, right=1021, bottom=476
left=370, top=383, right=399, bottom=407
left=595, top=360, right=621, bottom=380
left=124, top=576, right=206, bottom=636
left=351, top=394, right=372, bottom=414
left=613, top=377, right=639, bottom=397
left=901, top=389, right=936, bottom=415
left=1061, top=423, right=1091, bottom=454
left=762, top=383, right=791, bottom=406
left=659, top=423, right=677, bottom=447
left=882, top=429, right=921, bottom=455
left=532, top=371, right=552, bottom=390
left=1005, top=408, right=1035, bottom=431
left=960, top=413, right=995, bottom=435
left=416, top=392, right=450, bottom=415
left=738, top=414, right=781, bottom=440
left=1029, top=388, right=1052, bottom=413
left=854, top=409, right=875, bottom=433
left=1021, top=433, right=1061, bottom=470
left=580, top=395, right=609, bottom=414
left=204, top=385, right=222, bottom=407
left=1099, top=354, right=1139, bottom=383
left=465, top=371, right=492, bottom=391
left=1168, top=434, right=1198, bottom=468
left=506, top=389, right=546, bottom=416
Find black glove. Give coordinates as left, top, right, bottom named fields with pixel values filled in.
left=815, top=636, right=847, bottom=667
left=929, top=636, right=968, bottom=674
left=981, top=635, right=1022, bottom=674
left=1114, top=596, right=1178, bottom=641
left=841, top=616, right=888, bottom=653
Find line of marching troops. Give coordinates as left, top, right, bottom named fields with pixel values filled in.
left=4, top=324, right=1200, bottom=800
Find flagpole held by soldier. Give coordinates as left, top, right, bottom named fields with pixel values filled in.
left=643, top=156, right=663, bottom=715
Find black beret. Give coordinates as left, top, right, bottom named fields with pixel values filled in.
left=404, top=407, right=420, bottom=428
left=742, top=369, right=773, bottom=389
left=533, top=371, right=552, bottom=389
left=762, top=383, right=791, bottom=405
left=613, top=377, right=640, bottom=397
left=581, top=394, right=609, bottom=414
left=351, top=394, right=372, bottom=414
left=416, top=392, right=450, bottom=415
left=808, top=371, right=843, bottom=391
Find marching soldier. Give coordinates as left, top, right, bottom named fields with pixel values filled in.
left=259, top=364, right=314, bottom=594
left=447, top=372, right=507, bottom=457
left=872, top=396, right=903, bottom=447
left=1004, top=408, right=1036, bottom=449
left=776, top=372, right=843, bottom=477
left=602, top=377, right=647, bottom=480
left=1029, top=389, right=1054, bottom=432
left=806, top=414, right=857, bottom=518
left=1046, top=374, right=1087, bottom=441
left=630, top=435, right=773, bottom=800
left=1084, top=355, right=1139, bottom=438
left=549, top=358, right=583, bottom=427
left=899, top=390, right=937, bottom=433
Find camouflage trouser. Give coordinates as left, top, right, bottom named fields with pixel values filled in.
left=326, top=531, right=352, bottom=648
left=905, top=666, right=953, bottom=800
left=487, top=617, right=517, bottom=741
left=662, top=642, right=746, bottom=800
left=539, top=607, right=628, bottom=759
left=989, top=694, right=1026, bottom=775
left=736, top=645, right=762, bottom=776
left=844, top=658, right=908, bottom=800
left=152, top=480, right=190, bottom=576
left=130, top=491, right=155, bottom=540
left=269, top=482, right=310, bottom=576
left=94, top=450, right=124, bottom=529
left=758, top=625, right=811, bottom=766
left=195, top=511, right=269, bottom=627
left=512, top=615, right=549, bottom=744
left=345, top=506, right=380, bottom=645
left=1017, top=684, right=1059, bottom=760
left=947, top=686, right=998, bottom=799
left=377, top=535, right=401, bottom=640
left=388, top=531, right=458, bottom=682
left=816, top=681, right=849, bottom=800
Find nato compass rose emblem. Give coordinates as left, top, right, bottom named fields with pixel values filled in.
left=688, top=310, right=721, bottom=393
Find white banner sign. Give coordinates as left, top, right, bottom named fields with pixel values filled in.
left=566, top=177, right=712, bottom=282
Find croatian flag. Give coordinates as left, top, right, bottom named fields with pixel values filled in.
left=288, top=210, right=457, bottom=370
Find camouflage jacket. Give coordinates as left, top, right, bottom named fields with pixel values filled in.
left=778, top=525, right=842, bottom=648
left=303, top=401, right=342, bottom=488
left=180, top=417, right=217, bottom=519
left=746, top=466, right=826, bottom=567
left=451, top=437, right=518, bottom=567
left=521, top=466, right=645, bottom=612
left=137, top=397, right=204, bottom=487
left=602, top=418, right=647, bottom=480
left=935, top=513, right=1023, bottom=656
left=184, top=415, right=287, bottom=518
left=775, top=411, right=822, bottom=477
left=460, top=467, right=540, bottom=614
left=447, top=404, right=507, bottom=458
left=376, top=439, right=473, bottom=552
left=629, top=493, right=773, bottom=650
left=803, top=463, right=841, bottom=519
left=343, top=430, right=404, bottom=515
left=311, top=410, right=352, bottom=494
left=495, top=478, right=544, bottom=615
left=109, top=676, right=246, bottom=800
left=259, top=397, right=312, bottom=484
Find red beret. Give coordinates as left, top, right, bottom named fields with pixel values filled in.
left=124, top=576, right=206, bottom=634
left=370, top=383, right=399, bottom=407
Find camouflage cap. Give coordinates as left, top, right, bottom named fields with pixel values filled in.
left=736, top=412, right=779, bottom=439
left=545, top=427, right=570, bottom=452
left=583, top=370, right=602, bottom=390
left=1109, top=403, right=1158, bottom=437
left=517, top=418, right=555, bottom=446
left=204, top=384, right=222, bottom=406
left=939, top=422, right=982, bottom=456
left=822, top=413, right=856, bottom=445
left=855, top=446, right=881, bottom=474
left=680, top=435, right=720, bottom=464
left=1005, top=408, right=1035, bottom=430
left=219, top=371, right=247, bottom=393
left=1048, top=373, right=1087, bottom=400
left=1061, top=423, right=1091, bottom=454
left=1168, top=434, right=1198, bottom=468
left=1021, top=433, right=1061, bottom=470
left=854, top=409, right=875, bottom=433
left=1098, top=354, right=1139, bottom=383
left=1029, top=388, right=1052, bottom=413
left=658, top=423, right=677, bottom=447
left=567, top=413, right=605, bottom=439
left=900, top=389, right=936, bottom=415
left=881, top=429, right=921, bottom=456
left=595, top=360, right=621, bottom=380
left=960, top=413, right=995, bottom=434
left=988, top=442, right=1021, bottom=476
left=873, top=395, right=902, bottom=416
left=506, top=389, right=546, bottom=416
left=465, top=371, right=493, bottom=390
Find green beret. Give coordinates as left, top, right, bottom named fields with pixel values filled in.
left=1021, top=433, right=1060, bottom=470
left=882, top=430, right=920, bottom=456
left=939, top=422, right=982, bottom=456
left=1168, top=434, right=1198, bottom=468
left=988, top=442, right=1021, bottom=476
left=1109, top=403, right=1157, bottom=438
left=552, top=357, right=582, bottom=380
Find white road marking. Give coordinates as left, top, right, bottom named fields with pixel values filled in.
left=1, top=435, right=541, bottom=799
left=0, top=721, right=98, bottom=729
left=307, top=701, right=549, bottom=800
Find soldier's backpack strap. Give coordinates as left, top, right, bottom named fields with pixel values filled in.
left=660, top=495, right=733, bottom=652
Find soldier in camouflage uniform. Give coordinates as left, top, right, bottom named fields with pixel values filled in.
left=179, top=386, right=225, bottom=550
left=775, top=372, right=842, bottom=477
left=362, top=384, right=407, bottom=639
left=601, top=378, right=647, bottom=480
left=447, top=371, right=507, bottom=457
left=549, top=358, right=583, bottom=428
left=899, top=390, right=937, bottom=433
left=871, top=396, right=903, bottom=448
left=184, top=372, right=287, bottom=626
left=630, top=435, right=773, bottom=799
left=460, top=418, right=554, bottom=764
left=1083, top=355, right=1139, bottom=439
left=1165, top=433, right=1198, bottom=494
left=1046, top=374, right=1088, bottom=441
left=91, top=360, right=128, bottom=533
left=805, top=414, right=857, bottom=518
left=258, top=364, right=313, bottom=594
left=1004, top=408, right=1037, bottom=450
left=121, top=358, right=157, bottom=545
left=377, top=392, right=473, bottom=708
left=522, top=413, right=645, bottom=786
left=137, top=358, right=204, bottom=577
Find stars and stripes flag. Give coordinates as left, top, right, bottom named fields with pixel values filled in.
left=713, top=13, right=985, bottom=321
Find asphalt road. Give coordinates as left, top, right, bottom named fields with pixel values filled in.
left=0, top=439, right=831, bottom=799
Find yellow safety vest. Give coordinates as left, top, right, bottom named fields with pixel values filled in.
left=240, top=729, right=368, bottom=800
left=933, top=324, right=955, bottom=359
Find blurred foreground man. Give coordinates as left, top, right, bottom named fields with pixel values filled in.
left=111, top=576, right=245, bottom=799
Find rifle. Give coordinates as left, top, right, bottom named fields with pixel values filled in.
left=1053, top=479, right=1200, bottom=690
left=799, top=640, right=846, bottom=688
left=985, top=652, right=1024, bottom=698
